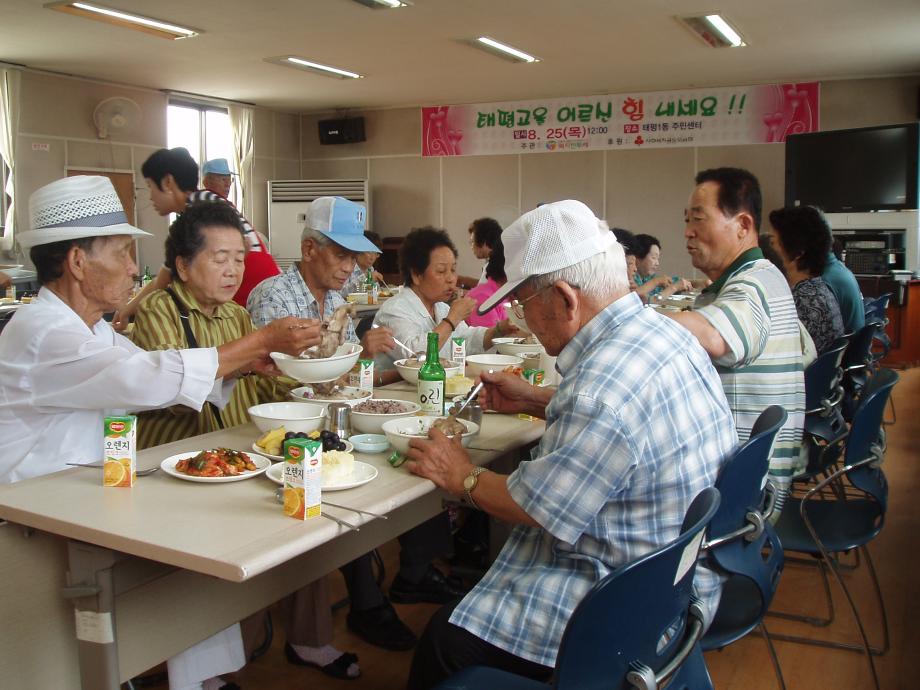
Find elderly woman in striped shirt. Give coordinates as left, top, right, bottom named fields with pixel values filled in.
left=131, top=201, right=362, bottom=681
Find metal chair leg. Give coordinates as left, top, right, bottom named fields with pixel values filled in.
left=769, top=559, right=835, bottom=627
left=771, top=535, right=881, bottom=690
left=759, top=621, right=786, bottom=690
left=862, top=545, right=890, bottom=655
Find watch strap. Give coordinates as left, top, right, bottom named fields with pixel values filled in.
left=464, top=466, right=487, bottom=509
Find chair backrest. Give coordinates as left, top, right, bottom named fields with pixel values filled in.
left=804, top=338, right=848, bottom=412
left=842, top=318, right=883, bottom=370
left=552, top=488, right=720, bottom=690
left=842, top=368, right=899, bottom=509
left=864, top=292, right=891, bottom=322
left=705, top=406, right=787, bottom=615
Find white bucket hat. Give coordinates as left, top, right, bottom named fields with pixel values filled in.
left=19, top=175, right=152, bottom=249
left=478, top=200, right=615, bottom=314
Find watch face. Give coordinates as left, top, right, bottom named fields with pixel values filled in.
left=463, top=474, right=476, bottom=490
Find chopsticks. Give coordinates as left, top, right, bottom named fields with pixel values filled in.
left=321, top=512, right=360, bottom=531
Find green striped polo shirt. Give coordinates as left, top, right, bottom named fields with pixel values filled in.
left=131, top=281, right=291, bottom=450
left=695, top=250, right=806, bottom=497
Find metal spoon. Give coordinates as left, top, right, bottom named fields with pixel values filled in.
left=372, top=324, right=417, bottom=359
left=448, top=381, right=484, bottom=420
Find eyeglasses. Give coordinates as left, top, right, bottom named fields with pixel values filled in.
left=509, top=284, right=551, bottom=318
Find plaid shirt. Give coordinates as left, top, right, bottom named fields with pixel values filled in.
left=450, top=291, right=737, bottom=667
left=246, top=264, right=358, bottom=343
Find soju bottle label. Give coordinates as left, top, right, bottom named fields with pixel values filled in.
left=418, top=380, right=445, bottom=416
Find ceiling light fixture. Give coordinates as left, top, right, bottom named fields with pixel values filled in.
left=351, top=0, right=410, bottom=8
left=266, top=56, right=364, bottom=80
left=45, top=2, right=199, bottom=39
left=473, top=36, right=540, bottom=63
left=677, top=13, right=746, bottom=48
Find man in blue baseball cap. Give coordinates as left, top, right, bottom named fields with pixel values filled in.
left=201, top=158, right=235, bottom=199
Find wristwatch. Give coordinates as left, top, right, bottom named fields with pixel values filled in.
left=463, top=467, right=487, bottom=509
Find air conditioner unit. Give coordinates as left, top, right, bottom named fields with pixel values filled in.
left=267, top=179, right=369, bottom=269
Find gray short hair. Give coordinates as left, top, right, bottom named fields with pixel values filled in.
left=301, top=225, right=331, bottom=245
left=528, top=219, right=629, bottom=299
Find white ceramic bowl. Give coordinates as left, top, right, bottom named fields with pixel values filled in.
left=350, top=398, right=422, bottom=434
left=382, top=415, right=480, bottom=455
left=493, top=337, right=545, bottom=357
left=465, top=354, right=524, bottom=380
left=349, top=433, right=391, bottom=454
left=271, top=343, right=362, bottom=383
left=248, top=402, right=326, bottom=434
left=289, top=385, right=372, bottom=411
left=394, top=356, right=462, bottom=385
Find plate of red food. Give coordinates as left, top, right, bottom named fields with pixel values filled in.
left=160, top=448, right=272, bottom=483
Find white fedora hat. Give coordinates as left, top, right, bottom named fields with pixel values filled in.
left=18, top=175, right=152, bottom=249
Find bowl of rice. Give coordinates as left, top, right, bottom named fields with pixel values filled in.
left=349, top=398, right=422, bottom=434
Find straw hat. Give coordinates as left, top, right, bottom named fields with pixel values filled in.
left=18, top=175, right=151, bottom=249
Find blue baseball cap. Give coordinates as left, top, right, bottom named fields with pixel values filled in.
left=307, top=197, right=380, bottom=254
left=201, top=158, right=235, bottom=176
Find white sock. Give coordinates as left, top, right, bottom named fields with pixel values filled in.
left=290, top=643, right=360, bottom=678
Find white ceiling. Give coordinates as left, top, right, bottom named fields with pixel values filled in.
left=2, top=0, right=919, bottom=113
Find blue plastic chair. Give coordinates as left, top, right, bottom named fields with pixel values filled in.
left=772, top=369, right=899, bottom=690
left=840, top=319, right=883, bottom=422
left=700, top=406, right=788, bottom=690
left=799, top=338, right=849, bottom=477
left=435, top=488, right=722, bottom=690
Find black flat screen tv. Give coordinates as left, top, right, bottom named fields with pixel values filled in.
left=784, top=122, right=919, bottom=212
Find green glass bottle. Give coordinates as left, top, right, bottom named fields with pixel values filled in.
left=418, top=331, right=446, bottom=416
left=364, top=267, right=378, bottom=304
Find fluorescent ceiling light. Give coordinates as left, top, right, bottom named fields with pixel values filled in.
left=266, top=56, right=364, bottom=79
left=676, top=13, right=746, bottom=48
left=705, top=14, right=744, bottom=47
left=351, top=0, right=409, bottom=7
left=45, top=2, right=199, bottom=39
left=474, top=36, right=539, bottom=63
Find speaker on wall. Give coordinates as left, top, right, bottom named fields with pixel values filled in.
left=318, top=117, right=366, bottom=145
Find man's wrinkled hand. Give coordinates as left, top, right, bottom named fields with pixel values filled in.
left=405, top=428, right=471, bottom=495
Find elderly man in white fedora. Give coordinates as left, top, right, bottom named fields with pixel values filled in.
left=0, top=175, right=322, bottom=690
left=402, top=200, right=736, bottom=688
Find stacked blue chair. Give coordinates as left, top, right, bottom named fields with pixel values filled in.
left=435, top=488, right=722, bottom=690
left=772, top=368, right=899, bottom=690
left=840, top=318, right=883, bottom=422
left=864, top=293, right=892, bottom=365
left=798, top=338, right=849, bottom=478
left=700, top=406, right=788, bottom=690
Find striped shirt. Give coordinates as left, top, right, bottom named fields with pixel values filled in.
left=450, top=291, right=736, bottom=667
left=131, top=281, right=290, bottom=449
left=187, top=190, right=264, bottom=252
left=694, top=251, right=805, bottom=502
left=246, top=264, right=359, bottom=342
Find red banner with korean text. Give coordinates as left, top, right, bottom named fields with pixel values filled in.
left=421, top=82, right=819, bottom=157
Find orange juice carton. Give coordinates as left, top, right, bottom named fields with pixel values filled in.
left=450, top=336, right=466, bottom=371
left=523, top=368, right=544, bottom=386
left=283, top=437, right=322, bottom=520
left=103, top=416, right=136, bottom=487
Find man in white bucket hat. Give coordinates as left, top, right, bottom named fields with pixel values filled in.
left=403, top=200, right=736, bottom=688
left=0, top=175, right=322, bottom=690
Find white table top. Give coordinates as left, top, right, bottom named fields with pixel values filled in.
left=0, top=385, right=544, bottom=583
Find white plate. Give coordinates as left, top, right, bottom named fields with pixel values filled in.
left=252, top=440, right=353, bottom=461
left=160, top=450, right=272, bottom=483
left=265, top=459, right=378, bottom=491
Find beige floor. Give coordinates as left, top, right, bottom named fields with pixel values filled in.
left=147, top=368, right=918, bottom=690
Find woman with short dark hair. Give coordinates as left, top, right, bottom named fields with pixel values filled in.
left=767, top=206, right=845, bottom=353
left=374, top=226, right=516, bottom=367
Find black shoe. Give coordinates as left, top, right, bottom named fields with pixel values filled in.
left=347, top=600, right=418, bottom=651
left=284, top=643, right=360, bottom=680
left=389, top=565, right=469, bottom=605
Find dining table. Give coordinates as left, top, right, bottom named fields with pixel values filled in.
left=0, top=381, right=545, bottom=690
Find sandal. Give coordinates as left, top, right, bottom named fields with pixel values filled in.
left=284, top=643, right=361, bottom=680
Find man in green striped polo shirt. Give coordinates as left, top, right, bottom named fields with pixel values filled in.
left=666, top=167, right=805, bottom=516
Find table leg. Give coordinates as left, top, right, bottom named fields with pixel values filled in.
left=63, top=541, right=122, bottom=690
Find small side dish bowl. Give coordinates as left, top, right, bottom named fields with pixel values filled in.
left=349, top=433, right=391, bottom=454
